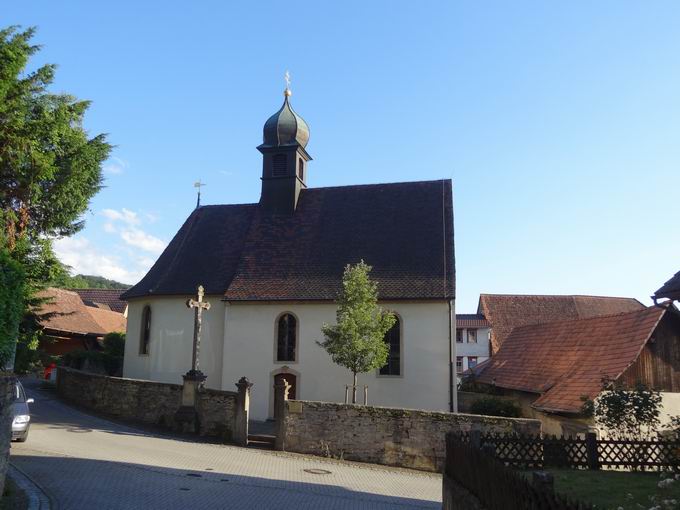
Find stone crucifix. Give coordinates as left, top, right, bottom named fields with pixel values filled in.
left=185, top=284, right=211, bottom=379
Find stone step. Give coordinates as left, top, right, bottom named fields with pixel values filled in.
left=247, top=434, right=276, bottom=450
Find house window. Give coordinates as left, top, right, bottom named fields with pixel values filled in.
left=456, top=356, right=463, bottom=373
left=456, top=329, right=463, bottom=343
left=468, top=329, right=477, bottom=343
left=468, top=356, right=478, bottom=369
left=276, top=313, right=297, bottom=362
left=298, top=158, right=304, bottom=180
left=379, top=317, right=401, bottom=376
left=140, top=305, right=151, bottom=355
left=272, top=154, right=287, bottom=177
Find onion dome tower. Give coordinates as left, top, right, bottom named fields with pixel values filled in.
left=257, top=78, right=312, bottom=214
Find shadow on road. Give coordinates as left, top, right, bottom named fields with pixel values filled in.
left=10, top=454, right=439, bottom=510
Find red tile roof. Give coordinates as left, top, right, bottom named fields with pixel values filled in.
left=72, top=289, right=127, bottom=313
left=456, top=314, right=490, bottom=328
left=655, top=270, right=680, bottom=302
left=37, top=288, right=127, bottom=336
left=475, top=306, right=666, bottom=414
left=122, top=180, right=455, bottom=301
left=478, top=294, right=645, bottom=353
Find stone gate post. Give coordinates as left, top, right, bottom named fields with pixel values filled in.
left=274, top=378, right=290, bottom=451
left=234, top=377, right=253, bottom=447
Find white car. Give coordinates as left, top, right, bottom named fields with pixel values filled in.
left=11, top=381, right=34, bottom=442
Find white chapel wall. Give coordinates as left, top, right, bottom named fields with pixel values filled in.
left=123, top=296, right=225, bottom=389
left=222, top=301, right=452, bottom=421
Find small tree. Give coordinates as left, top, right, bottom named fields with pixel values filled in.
left=103, top=332, right=125, bottom=358
left=581, top=377, right=662, bottom=439
left=319, top=261, right=396, bottom=404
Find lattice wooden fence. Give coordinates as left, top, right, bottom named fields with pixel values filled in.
left=445, top=433, right=594, bottom=510
left=454, top=431, right=680, bottom=471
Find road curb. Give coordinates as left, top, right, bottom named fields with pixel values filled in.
left=8, top=463, right=53, bottom=510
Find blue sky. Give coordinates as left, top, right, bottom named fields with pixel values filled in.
left=6, top=1, right=680, bottom=311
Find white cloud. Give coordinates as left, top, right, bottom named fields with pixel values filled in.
left=102, top=208, right=139, bottom=226
left=101, top=208, right=166, bottom=254
left=53, top=237, right=147, bottom=284
left=103, top=157, right=128, bottom=175
left=120, top=229, right=166, bottom=254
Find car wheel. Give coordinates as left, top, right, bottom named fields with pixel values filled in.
left=16, top=433, right=28, bottom=443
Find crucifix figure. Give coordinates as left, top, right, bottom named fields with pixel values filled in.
left=185, top=284, right=211, bottom=380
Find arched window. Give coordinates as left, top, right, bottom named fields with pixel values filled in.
left=272, top=154, right=287, bottom=177
left=298, top=158, right=304, bottom=180
left=276, top=313, right=297, bottom=362
left=140, top=305, right=151, bottom=355
left=379, top=317, right=401, bottom=376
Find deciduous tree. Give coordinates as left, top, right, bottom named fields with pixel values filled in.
left=319, top=261, right=396, bottom=404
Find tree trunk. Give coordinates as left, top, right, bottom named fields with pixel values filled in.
left=352, top=372, right=357, bottom=404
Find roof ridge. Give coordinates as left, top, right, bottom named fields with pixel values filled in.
left=479, top=293, right=640, bottom=300
left=195, top=203, right=258, bottom=209
left=510, top=305, right=662, bottom=332
left=305, top=178, right=451, bottom=191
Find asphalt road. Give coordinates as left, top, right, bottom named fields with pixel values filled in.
left=10, top=378, right=441, bottom=510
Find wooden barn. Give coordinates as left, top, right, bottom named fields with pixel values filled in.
left=474, top=305, right=680, bottom=436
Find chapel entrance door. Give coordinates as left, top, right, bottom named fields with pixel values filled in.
left=274, top=373, right=297, bottom=420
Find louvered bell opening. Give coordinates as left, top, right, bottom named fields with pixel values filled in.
left=272, top=154, right=287, bottom=177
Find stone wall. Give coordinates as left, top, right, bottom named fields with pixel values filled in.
left=0, top=374, right=15, bottom=497
left=57, top=367, right=239, bottom=441
left=282, top=400, right=541, bottom=472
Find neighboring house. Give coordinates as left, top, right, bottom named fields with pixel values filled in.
left=455, top=314, right=490, bottom=383
left=474, top=306, right=680, bottom=436
left=37, top=288, right=127, bottom=356
left=72, top=288, right=129, bottom=316
left=120, top=87, right=456, bottom=421
left=654, top=270, right=680, bottom=305
left=478, top=294, right=645, bottom=354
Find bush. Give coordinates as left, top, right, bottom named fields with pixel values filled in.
left=470, top=396, right=522, bottom=418
left=61, top=349, right=122, bottom=376
left=103, top=332, right=125, bottom=357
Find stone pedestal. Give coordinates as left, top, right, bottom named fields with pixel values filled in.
left=234, top=377, right=253, bottom=447
left=174, top=370, right=206, bottom=434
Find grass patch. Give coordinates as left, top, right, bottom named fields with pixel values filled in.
left=536, top=469, right=680, bottom=509
left=1, top=478, right=29, bottom=510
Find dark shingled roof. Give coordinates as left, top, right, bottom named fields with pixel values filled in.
left=72, top=289, right=127, bottom=313
left=122, top=180, right=454, bottom=301
left=654, top=270, right=680, bottom=302
left=456, top=314, right=490, bottom=328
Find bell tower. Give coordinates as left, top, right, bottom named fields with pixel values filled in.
left=257, top=78, right=312, bottom=214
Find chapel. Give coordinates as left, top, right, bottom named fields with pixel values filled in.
left=121, top=85, right=456, bottom=420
